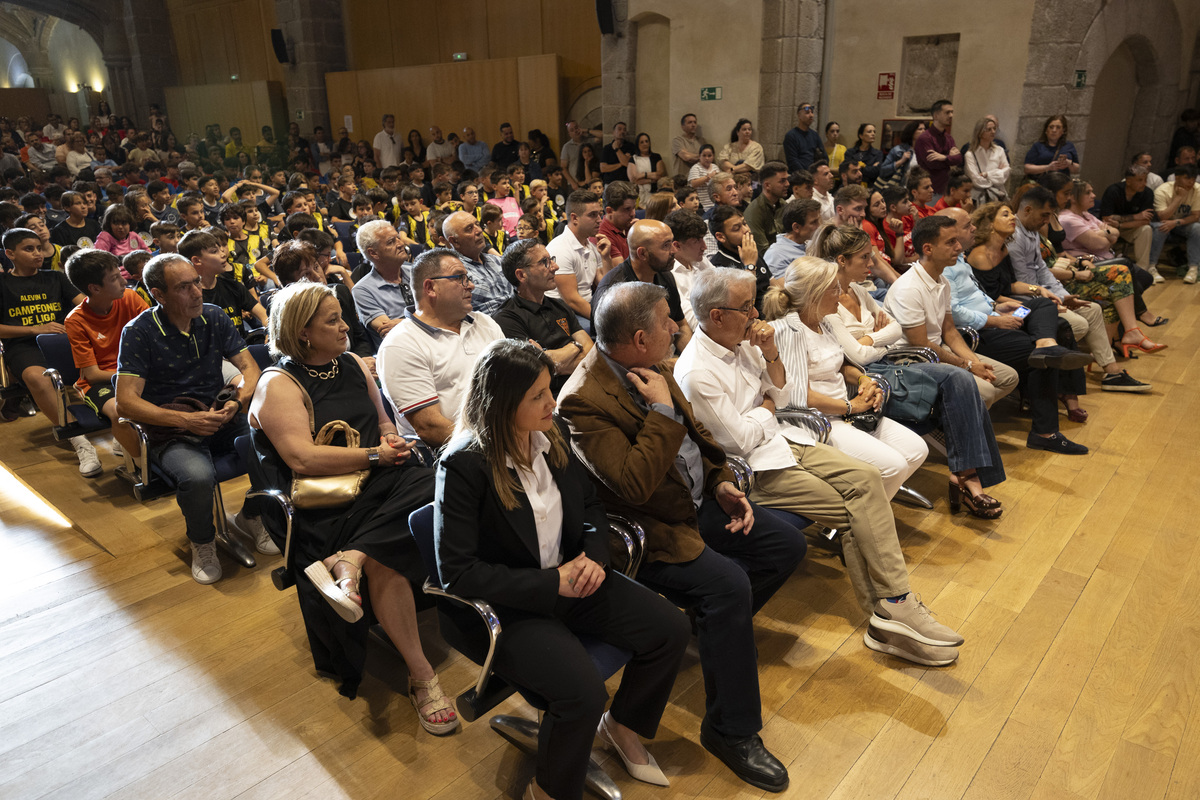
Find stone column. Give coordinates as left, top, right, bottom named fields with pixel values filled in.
left=600, top=0, right=637, bottom=135
left=758, top=0, right=825, bottom=161
left=275, top=0, right=348, bottom=135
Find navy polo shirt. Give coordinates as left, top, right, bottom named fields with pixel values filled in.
left=116, top=304, right=247, bottom=406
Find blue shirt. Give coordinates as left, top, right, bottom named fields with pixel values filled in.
left=458, top=140, right=490, bottom=173
left=1008, top=223, right=1067, bottom=298
left=456, top=250, right=512, bottom=318
left=351, top=266, right=414, bottom=350
left=116, top=304, right=246, bottom=406
left=763, top=236, right=808, bottom=278
left=943, top=257, right=996, bottom=330
left=1023, top=140, right=1079, bottom=172
left=783, top=126, right=823, bottom=172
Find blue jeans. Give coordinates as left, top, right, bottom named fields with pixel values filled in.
left=154, top=414, right=250, bottom=544
left=909, top=362, right=1005, bottom=487
left=1149, top=221, right=1200, bottom=266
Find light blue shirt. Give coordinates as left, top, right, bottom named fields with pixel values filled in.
left=943, top=257, right=996, bottom=330
left=763, top=236, right=808, bottom=278
left=458, top=140, right=490, bottom=173
left=1009, top=222, right=1068, bottom=298
left=456, top=250, right=512, bottom=317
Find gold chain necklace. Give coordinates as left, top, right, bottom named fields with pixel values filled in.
left=301, top=359, right=339, bottom=380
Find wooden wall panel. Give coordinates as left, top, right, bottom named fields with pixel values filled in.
left=167, top=0, right=283, bottom=87
left=0, top=89, right=51, bottom=125
left=435, top=0, right=491, bottom=63
left=541, top=0, right=601, bottom=108
left=389, top=3, right=442, bottom=67
left=517, top=54, right=561, bottom=149
left=344, top=0, right=396, bottom=70
left=164, top=81, right=284, bottom=147
left=325, top=72, right=363, bottom=142
left=487, top=0, right=543, bottom=59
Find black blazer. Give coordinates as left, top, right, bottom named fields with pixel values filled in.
left=434, top=427, right=611, bottom=617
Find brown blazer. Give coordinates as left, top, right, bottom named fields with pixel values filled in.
left=557, top=347, right=735, bottom=565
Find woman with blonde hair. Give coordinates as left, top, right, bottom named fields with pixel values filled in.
left=249, top=280, right=458, bottom=732
left=964, top=117, right=1010, bottom=203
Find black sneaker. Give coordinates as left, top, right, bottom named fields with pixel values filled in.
left=1028, top=345, right=1094, bottom=370
left=1101, top=370, right=1151, bottom=393
left=1027, top=432, right=1088, bottom=455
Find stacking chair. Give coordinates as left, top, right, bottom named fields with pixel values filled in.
left=36, top=333, right=111, bottom=441
left=0, top=339, right=35, bottom=416
left=408, top=502, right=645, bottom=800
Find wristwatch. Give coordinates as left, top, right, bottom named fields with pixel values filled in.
left=571, top=340, right=584, bottom=353
left=366, top=447, right=380, bottom=467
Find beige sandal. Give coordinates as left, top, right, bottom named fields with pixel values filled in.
left=409, top=675, right=459, bottom=735
left=303, top=551, right=364, bottom=623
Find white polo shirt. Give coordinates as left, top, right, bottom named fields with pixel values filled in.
left=546, top=228, right=603, bottom=306
left=373, top=129, right=402, bottom=169
left=883, top=261, right=951, bottom=346
left=376, top=312, right=505, bottom=436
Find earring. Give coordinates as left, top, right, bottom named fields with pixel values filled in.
left=300, top=339, right=309, bottom=348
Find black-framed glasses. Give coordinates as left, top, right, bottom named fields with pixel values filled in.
left=717, top=303, right=755, bottom=315
left=533, top=255, right=557, bottom=269
left=430, top=273, right=475, bottom=286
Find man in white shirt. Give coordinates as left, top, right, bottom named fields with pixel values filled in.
left=675, top=268, right=965, bottom=665
left=666, top=208, right=713, bottom=330
left=425, top=125, right=456, bottom=168
left=546, top=189, right=613, bottom=320
left=377, top=249, right=504, bottom=448
left=810, top=161, right=837, bottom=224
left=372, top=114, right=402, bottom=170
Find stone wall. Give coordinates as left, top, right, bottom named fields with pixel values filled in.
left=274, top=0, right=347, bottom=134
left=758, top=0, right=825, bottom=161
left=600, top=0, right=637, bottom=135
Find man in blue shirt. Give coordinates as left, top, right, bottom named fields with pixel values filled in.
left=457, top=127, right=490, bottom=173
left=352, top=219, right=415, bottom=351
left=443, top=210, right=512, bottom=317
left=115, top=253, right=270, bottom=585
left=783, top=103, right=823, bottom=172
left=764, top=199, right=821, bottom=278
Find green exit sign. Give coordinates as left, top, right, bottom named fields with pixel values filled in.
left=1074, top=70, right=1087, bottom=88
left=700, top=86, right=722, bottom=101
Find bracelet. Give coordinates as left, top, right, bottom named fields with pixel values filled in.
left=844, top=399, right=853, bottom=416
left=964, top=360, right=974, bottom=372
left=763, top=353, right=779, bottom=364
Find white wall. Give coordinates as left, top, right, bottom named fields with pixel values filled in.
left=826, top=0, right=1037, bottom=148
left=0, top=37, right=33, bottom=89
left=47, top=20, right=108, bottom=94
left=629, top=0, right=763, bottom=159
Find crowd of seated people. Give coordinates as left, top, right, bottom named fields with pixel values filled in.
left=1, top=98, right=1197, bottom=799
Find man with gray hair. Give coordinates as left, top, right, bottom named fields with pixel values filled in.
left=351, top=218, right=414, bottom=351
left=558, top=281, right=804, bottom=793
left=372, top=114, right=402, bottom=170
left=443, top=210, right=511, bottom=316
left=675, top=267, right=965, bottom=667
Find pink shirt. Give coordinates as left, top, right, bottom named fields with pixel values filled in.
left=1058, top=209, right=1113, bottom=259
left=95, top=230, right=149, bottom=258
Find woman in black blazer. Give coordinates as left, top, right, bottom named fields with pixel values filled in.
left=435, top=339, right=690, bottom=800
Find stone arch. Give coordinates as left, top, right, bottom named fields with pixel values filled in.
left=1015, top=0, right=1184, bottom=178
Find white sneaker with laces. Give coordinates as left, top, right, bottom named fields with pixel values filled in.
left=234, top=509, right=280, bottom=555
left=191, top=541, right=222, bottom=584
left=71, top=436, right=102, bottom=477
left=1148, top=265, right=1165, bottom=284
left=1185, top=265, right=1198, bottom=284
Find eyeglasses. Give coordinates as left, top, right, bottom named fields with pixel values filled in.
left=430, top=273, right=475, bottom=286
left=532, top=255, right=557, bottom=269
left=716, top=303, right=755, bottom=315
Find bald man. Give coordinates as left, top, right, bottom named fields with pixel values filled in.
left=592, top=219, right=694, bottom=353
left=443, top=210, right=511, bottom=316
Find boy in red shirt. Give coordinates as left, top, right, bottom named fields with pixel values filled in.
left=64, top=249, right=149, bottom=465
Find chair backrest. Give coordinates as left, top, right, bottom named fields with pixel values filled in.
left=247, top=343, right=274, bottom=370
left=408, top=503, right=442, bottom=589
left=36, top=333, right=79, bottom=385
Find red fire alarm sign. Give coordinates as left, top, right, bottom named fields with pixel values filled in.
left=878, top=73, right=896, bottom=100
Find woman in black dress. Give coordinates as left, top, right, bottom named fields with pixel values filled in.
left=248, top=281, right=457, bottom=734
left=436, top=339, right=689, bottom=800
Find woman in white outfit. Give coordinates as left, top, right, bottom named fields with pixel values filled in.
left=762, top=255, right=927, bottom=500
left=964, top=117, right=1011, bottom=204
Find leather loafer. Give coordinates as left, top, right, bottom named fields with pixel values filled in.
left=700, top=720, right=789, bottom=792
left=1026, top=432, right=1088, bottom=455
left=1028, top=345, right=1093, bottom=371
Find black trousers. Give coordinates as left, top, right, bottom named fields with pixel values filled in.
left=637, top=497, right=807, bottom=739
left=976, top=298, right=1083, bottom=435
left=491, top=571, right=690, bottom=800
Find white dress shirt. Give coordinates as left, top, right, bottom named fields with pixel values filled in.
left=671, top=255, right=714, bottom=331
left=507, top=430, right=564, bottom=569
left=674, top=326, right=808, bottom=473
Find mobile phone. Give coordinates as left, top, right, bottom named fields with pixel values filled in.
left=1012, top=306, right=1031, bottom=319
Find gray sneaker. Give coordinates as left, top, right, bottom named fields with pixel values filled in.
left=234, top=509, right=279, bottom=555
left=872, top=594, right=964, bottom=647
left=864, top=624, right=959, bottom=666
left=1148, top=265, right=1165, bottom=284
left=191, top=541, right=222, bottom=584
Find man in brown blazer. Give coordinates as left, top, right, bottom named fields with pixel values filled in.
left=557, top=281, right=806, bottom=794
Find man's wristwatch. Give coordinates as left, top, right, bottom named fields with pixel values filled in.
left=366, top=447, right=380, bottom=467
left=571, top=340, right=584, bottom=353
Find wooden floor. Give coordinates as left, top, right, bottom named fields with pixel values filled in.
left=1, top=277, right=1198, bottom=800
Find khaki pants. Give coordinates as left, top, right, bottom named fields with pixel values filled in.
left=971, top=355, right=1019, bottom=408
left=750, top=442, right=910, bottom=613
left=1060, top=302, right=1113, bottom=368
left=1118, top=225, right=1153, bottom=270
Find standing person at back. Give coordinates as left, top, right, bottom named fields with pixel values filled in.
left=671, top=113, right=707, bottom=178
left=914, top=100, right=963, bottom=198
left=601, top=122, right=636, bottom=186
left=783, top=102, right=823, bottom=172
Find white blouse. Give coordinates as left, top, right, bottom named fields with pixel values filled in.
left=826, top=282, right=902, bottom=364
left=965, top=144, right=1011, bottom=201
left=800, top=321, right=849, bottom=403
left=507, top=430, right=564, bottom=569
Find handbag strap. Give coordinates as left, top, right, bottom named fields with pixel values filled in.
left=262, top=365, right=316, bottom=436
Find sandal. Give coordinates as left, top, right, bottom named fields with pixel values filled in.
left=1118, top=327, right=1167, bottom=357
left=1141, top=315, right=1169, bottom=327
left=409, top=675, right=459, bottom=735
left=303, top=551, right=364, bottom=623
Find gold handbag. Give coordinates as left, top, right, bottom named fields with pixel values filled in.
left=264, top=366, right=371, bottom=509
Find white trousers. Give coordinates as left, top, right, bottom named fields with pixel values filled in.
left=827, top=416, right=929, bottom=499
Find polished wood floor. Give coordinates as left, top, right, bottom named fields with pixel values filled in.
left=1, top=277, right=1197, bottom=800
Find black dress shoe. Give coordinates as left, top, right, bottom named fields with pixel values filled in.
left=1026, top=432, right=1088, bottom=455
left=1028, top=345, right=1093, bottom=370
left=700, top=720, right=789, bottom=792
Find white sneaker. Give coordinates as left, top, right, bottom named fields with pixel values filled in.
left=111, top=440, right=124, bottom=459
left=71, top=436, right=102, bottom=477
left=1185, top=266, right=1198, bottom=284
left=234, top=509, right=280, bottom=555
left=191, top=541, right=222, bottom=584
left=1148, top=265, right=1165, bottom=284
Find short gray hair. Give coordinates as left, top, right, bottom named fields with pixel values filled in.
left=355, top=219, right=395, bottom=261
left=142, top=252, right=190, bottom=293
left=594, top=282, right=669, bottom=350
left=691, top=268, right=755, bottom=325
